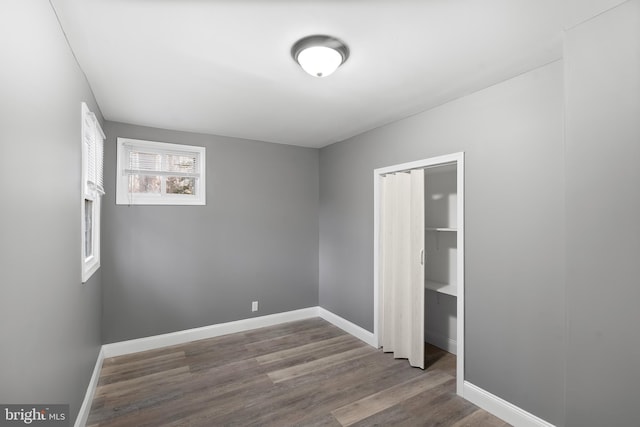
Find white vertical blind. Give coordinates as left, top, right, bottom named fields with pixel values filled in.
left=94, top=113, right=104, bottom=194
left=380, top=169, right=425, bottom=369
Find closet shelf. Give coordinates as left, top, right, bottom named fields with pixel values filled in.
left=425, top=280, right=457, bottom=297
left=425, top=227, right=457, bottom=232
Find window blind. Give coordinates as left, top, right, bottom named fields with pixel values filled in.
left=124, top=146, right=201, bottom=178
left=82, top=106, right=105, bottom=196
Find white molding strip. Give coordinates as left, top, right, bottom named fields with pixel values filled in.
left=100, top=306, right=378, bottom=359
left=102, top=307, right=319, bottom=358
left=424, top=331, right=457, bottom=355
left=317, top=307, right=377, bottom=347
left=463, top=382, right=556, bottom=427
left=74, top=347, right=104, bottom=427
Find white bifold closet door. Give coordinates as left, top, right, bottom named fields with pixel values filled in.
left=380, top=169, right=425, bottom=369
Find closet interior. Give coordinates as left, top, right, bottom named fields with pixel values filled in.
left=423, top=164, right=458, bottom=355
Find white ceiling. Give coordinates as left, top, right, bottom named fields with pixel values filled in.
left=51, top=0, right=563, bottom=148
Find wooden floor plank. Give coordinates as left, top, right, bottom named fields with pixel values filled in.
left=244, top=324, right=346, bottom=356
left=450, top=409, right=512, bottom=427
left=98, top=352, right=187, bottom=387
left=88, top=318, right=510, bottom=427
left=332, top=370, right=453, bottom=426
left=349, top=404, right=416, bottom=427
left=401, top=379, right=478, bottom=426
left=225, top=354, right=423, bottom=426
left=255, top=334, right=357, bottom=365
left=267, top=345, right=372, bottom=383
left=94, top=366, right=190, bottom=398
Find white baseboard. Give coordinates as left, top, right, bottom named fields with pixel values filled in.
left=425, top=331, right=457, bottom=355
left=463, top=382, right=555, bottom=427
left=100, top=306, right=380, bottom=359
left=74, top=347, right=104, bottom=427
left=317, top=307, right=377, bottom=347
left=102, top=307, right=320, bottom=358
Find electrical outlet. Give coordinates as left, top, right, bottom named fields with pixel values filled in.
left=251, top=301, right=258, bottom=312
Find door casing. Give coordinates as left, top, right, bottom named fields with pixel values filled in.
left=373, top=152, right=465, bottom=396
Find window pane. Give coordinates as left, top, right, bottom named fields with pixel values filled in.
left=129, top=151, right=161, bottom=172
left=166, top=154, right=196, bottom=173
left=84, top=199, right=93, bottom=258
left=128, top=174, right=161, bottom=194
left=166, top=177, right=195, bottom=195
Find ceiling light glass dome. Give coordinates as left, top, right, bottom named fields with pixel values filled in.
left=292, top=35, right=349, bottom=78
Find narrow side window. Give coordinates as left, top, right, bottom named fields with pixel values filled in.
left=81, top=102, right=105, bottom=283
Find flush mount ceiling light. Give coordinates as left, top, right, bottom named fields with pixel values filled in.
left=292, top=35, right=349, bottom=78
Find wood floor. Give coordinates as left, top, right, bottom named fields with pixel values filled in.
left=88, top=318, right=509, bottom=426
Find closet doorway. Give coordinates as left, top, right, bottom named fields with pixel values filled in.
left=373, top=152, right=465, bottom=396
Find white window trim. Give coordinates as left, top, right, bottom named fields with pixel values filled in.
left=82, top=197, right=101, bottom=282
left=81, top=102, right=105, bottom=283
left=116, top=138, right=206, bottom=206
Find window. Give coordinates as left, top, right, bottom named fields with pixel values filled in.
left=81, top=102, right=105, bottom=283
left=116, top=138, right=206, bottom=205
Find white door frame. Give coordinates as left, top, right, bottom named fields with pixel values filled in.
left=373, top=152, right=465, bottom=396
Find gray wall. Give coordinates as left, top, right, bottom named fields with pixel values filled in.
left=319, top=61, right=566, bottom=424
left=102, top=122, right=319, bottom=343
left=2, top=2, right=635, bottom=426
left=320, top=3, right=640, bottom=423
left=0, top=1, right=102, bottom=421
left=564, top=1, right=640, bottom=426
